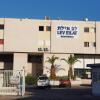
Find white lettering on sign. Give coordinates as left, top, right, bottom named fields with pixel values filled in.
left=57, top=26, right=79, bottom=38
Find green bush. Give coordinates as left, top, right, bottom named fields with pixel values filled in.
left=25, top=75, right=37, bottom=85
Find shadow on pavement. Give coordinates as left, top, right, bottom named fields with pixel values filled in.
left=1, top=86, right=100, bottom=100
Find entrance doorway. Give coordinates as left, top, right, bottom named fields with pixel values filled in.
left=27, top=54, right=43, bottom=76
left=0, top=53, right=13, bottom=70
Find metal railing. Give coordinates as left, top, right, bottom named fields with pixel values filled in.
left=0, top=70, right=25, bottom=96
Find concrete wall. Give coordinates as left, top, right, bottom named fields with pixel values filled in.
left=51, top=20, right=95, bottom=54
left=0, top=18, right=99, bottom=77
left=13, top=53, right=27, bottom=71
left=96, top=22, right=100, bottom=54
left=4, top=18, right=50, bottom=52
left=0, top=18, right=4, bottom=51
left=4, top=18, right=38, bottom=52
left=2, top=18, right=96, bottom=54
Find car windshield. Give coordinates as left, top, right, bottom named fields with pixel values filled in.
left=39, top=76, right=48, bottom=80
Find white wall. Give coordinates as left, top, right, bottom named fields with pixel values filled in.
left=51, top=20, right=83, bottom=53
left=96, top=22, right=100, bottom=54
left=4, top=18, right=38, bottom=52
left=0, top=62, right=4, bottom=69
left=51, top=20, right=95, bottom=54
left=84, top=58, right=94, bottom=69
left=95, top=59, right=100, bottom=63
left=74, top=59, right=83, bottom=69
left=13, top=53, right=27, bottom=71
left=3, top=18, right=96, bottom=54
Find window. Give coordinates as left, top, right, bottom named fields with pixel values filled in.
left=0, top=39, right=4, bottom=44
left=94, top=28, right=96, bottom=33
left=0, top=25, right=4, bottom=30
left=28, top=55, right=42, bottom=63
left=44, top=48, right=49, bottom=51
left=74, top=68, right=91, bottom=79
left=84, top=42, right=89, bottom=47
left=46, top=26, right=51, bottom=31
left=38, top=48, right=43, bottom=51
left=39, top=26, right=44, bottom=31
left=93, top=42, right=96, bottom=47
left=84, top=27, right=89, bottom=32
left=91, top=27, right=96, bottom=33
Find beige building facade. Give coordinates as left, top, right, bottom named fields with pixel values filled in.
left=0, top=18, right=100, bottom=78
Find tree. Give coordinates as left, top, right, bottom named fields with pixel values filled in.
left=46, top=55, right=59, bottom=80
left=61, top=55, right=80, bottom=80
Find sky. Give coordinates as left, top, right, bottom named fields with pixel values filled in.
left=0, top=0, right=100, bottom=21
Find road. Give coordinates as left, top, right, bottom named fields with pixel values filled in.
left=17, top=86, right=100, bottom=100
left=1, top=86, right=100, bottom=100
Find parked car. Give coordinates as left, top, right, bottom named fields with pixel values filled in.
left=37, top=75, right=50, bottom=88
left=59, top=79, right=71, bottom=87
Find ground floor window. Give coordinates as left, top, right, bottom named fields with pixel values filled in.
left=74, top=68, right=91, bottom=79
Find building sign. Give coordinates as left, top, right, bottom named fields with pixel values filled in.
left=57, top=26, right=79, bottom=38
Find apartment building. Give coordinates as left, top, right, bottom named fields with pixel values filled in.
left=0, top=18, right=100, bottom=78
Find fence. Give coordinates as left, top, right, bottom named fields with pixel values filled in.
left=0, top=69, right=25, bottom=96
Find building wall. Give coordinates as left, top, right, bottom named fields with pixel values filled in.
left=0, top=18, right=4, bottom=51
left=1, top=18, right=96, bottom=54
left=4, top=18, right=50, bottom=53
left=96, top=22, right=100, bottom=54
left=83, top=22, right=95, bottom=54
left=13, top=53, right=27, bottom=71
left=35, top=20, right=50, bottom=51
left=0, top=18, right=99, bottom=77
left=4, top=18, right=38, bottom=52
left=51, top=20, right=95, bottom=54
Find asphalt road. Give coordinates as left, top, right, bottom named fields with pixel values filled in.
left=16, top=86, right=100, bottom=100
left=1, top=86, right=100, bottom=100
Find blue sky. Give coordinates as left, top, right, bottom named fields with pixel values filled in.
left=0, top=0, right=100, bottom=21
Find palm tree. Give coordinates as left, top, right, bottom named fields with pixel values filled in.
left=61, top=55, right=80, bottom=80
left=46, top=55, right=59, bottom=80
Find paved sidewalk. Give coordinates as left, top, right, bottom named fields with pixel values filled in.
left=0, top=91, right=33, bottom=100
left=0, top=86, right=92, bottom=100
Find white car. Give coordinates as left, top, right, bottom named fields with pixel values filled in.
left=37, top=75, right=50, bottom=88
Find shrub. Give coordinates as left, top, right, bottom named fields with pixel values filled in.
left=25, top=75, right=37, bottom=85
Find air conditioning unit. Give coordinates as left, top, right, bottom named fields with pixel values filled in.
left=44, top=48, right=49, bottom=51
left=38, top=48, right=43, bottom=51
